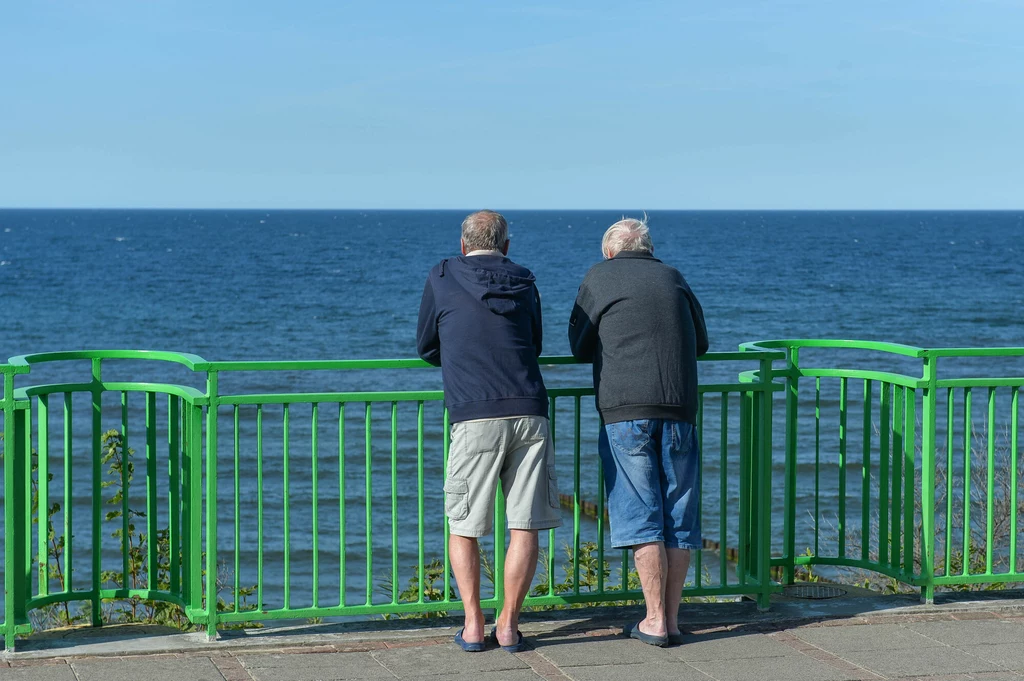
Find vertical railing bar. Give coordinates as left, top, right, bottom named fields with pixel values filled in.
left=737, top=390, right=750, bottom=586
left=719, top=392, right=728, bottom=587
left=891, top=385, right=904, bottom=571
left=146, top=392, right=158, bottom=592
left=3, top=370, right=15, bottom=649
left=573, top=395, right=581, bottom=596
left=963, top=387, right=972, bottom=577
left=417, top=401, right=425, bottom=603
left=548, top=398, right=556, bottom=596
left=903, top=388, right=915, bottom=576
left=694, top=393, right=702, bottom=589
left=443, top=408, right=451, bottom=601
left=1010, top=386, right=1019, bottom=575
left=986, top=387, right=996, bottom=574
left=365, top=402, right=373, bottom=607
left=814, top=377, right=821, bottom=556
left=205, top=372, right=220, bottom=640
left=256, top=404, right=264, bottom=611
left=879, top=383, right=890, bottom=567
left=945, top=388, right=954, bottom=577
left=37, top=394, right=49, bottom=596
left=120, top=392, right=130, bottom=588
left=312, top=402, right=320, bottom=609
left=839, top=377, right=847, bottom=558
left=90, top=359, right=102, bottom=626
left=338, top=403, right=347, bottom=607
left=861, top=380, right=871, bottom=563
left=168, top=396, right=180, bottom=597
left=64, top=392, right=74, bottom=594
left=390, top=402, right=399, bottom=605
left=283, top=403, right=291, bottom=610
left=233, top=405, right=240, bottom=613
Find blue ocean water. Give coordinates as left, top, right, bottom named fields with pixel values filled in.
left=2, top=210, right=1023, bottom=362
left=2, top=210, right=1023, bottom=613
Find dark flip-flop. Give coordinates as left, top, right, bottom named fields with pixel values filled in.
left=667, top=632, right=688, bottom=645
left=625, top=621, right=669, bottom=647
left=454, top=628, right=486, bottom=652
left=490, top=628, right=528, bottom=653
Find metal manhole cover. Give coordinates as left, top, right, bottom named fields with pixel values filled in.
left=784, top=585, right=847, bottom=600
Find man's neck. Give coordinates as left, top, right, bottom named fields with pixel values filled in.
left=465, top=249, right=505, bottom=257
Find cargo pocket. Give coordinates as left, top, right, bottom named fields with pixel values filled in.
left=444, top=478, right=470, bottom=521
left=547, top=464, right=560, bottom=509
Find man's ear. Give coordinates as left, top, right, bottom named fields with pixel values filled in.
left=461, top=238, right=467, bottom=255
left=501, top=239, right=510, bottom=256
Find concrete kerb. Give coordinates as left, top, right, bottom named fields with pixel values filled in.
left=3, top=591, right=1024, bottom=662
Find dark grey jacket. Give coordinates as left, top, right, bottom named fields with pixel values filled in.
left=567, top=251, right=708, bottom=425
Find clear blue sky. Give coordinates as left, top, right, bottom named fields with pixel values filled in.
left=2, top=1, right=1022, bottom=209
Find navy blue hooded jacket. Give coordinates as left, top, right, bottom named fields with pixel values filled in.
left=416, top=254, right=548, bottom=423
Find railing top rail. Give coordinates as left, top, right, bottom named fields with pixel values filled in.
left=741, top=339, right=927, bottom=358
left=197, top=351, right=782, bottom=372
left=7, top=349, right=210, bottom=371
left=922, top=347, right=1024, bottom=358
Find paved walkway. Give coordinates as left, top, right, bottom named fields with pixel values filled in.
left=4, top=592, right=1024, bottom=680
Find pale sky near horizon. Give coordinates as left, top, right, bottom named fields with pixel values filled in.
left=2, top=1, right=1023, bottom=209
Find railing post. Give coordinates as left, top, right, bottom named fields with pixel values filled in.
left=783, top=347, right=798, bottom=584
left=3, top=368, right=20, bottom=651
left=756, top=358, right=774, bottom=611
left=920, top=354, right=937, bottom=604
left=187, top=403, right=204, bottom=619
left=205, top=370, right=219, bottom=640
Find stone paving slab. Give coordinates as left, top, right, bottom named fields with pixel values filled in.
left=793, top=622, right=944, bottom=652
left=687, top=654, right=869, bottom=681
left=399, top=672, right=541, bottom=681
left=906, top=619, right=1024, bottom=646
left=841, top=646, right=1005, bottom=677
left=69, top=656, right=225, bottom=681
left=531, top=634, right=679, bottom=667
left=240, top=651, right=394, bottom=680
left=371, top=642, right=531, bottom=678
left=564, top=661, right=711, bottom=680
left=959, top=643, right=1024, bottom=671
left=0, top=665, right=78, bottom=681
left=666, top=631, right=802, bottom=661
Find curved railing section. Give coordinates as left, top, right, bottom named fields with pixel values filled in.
left=742, top=339, right=1024, bottom=601
left=2, top=341, right=1023, bottom=650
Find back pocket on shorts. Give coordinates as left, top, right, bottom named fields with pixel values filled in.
left=444, top=478, right=470, bottom=521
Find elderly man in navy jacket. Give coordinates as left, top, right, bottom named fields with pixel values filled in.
left=417, top=210, right=561, bottom=653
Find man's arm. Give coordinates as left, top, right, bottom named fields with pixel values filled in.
left=568, top=279, right=599, bottom=362
left=689, top=291, right=709, bottom=357
left=532, top=284, right=544, bottom=357
left=416, top=277, right=442, bottom=366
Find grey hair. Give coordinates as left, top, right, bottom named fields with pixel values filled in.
left=461, top=210, right=508, bottom=252
left=602, top=216, right=653, bottom=258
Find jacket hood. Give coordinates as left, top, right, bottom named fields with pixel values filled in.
left=442, top=256, right=536, bottom=315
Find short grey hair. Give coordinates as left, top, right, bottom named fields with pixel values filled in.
left=602, top=216, right=653, bottom=258
left=461, top=210, right=508, bottom=252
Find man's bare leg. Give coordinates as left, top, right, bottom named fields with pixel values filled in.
left=664, top=548, right=691, bottom=636
left=495, top=529, right=539, bottom=646
left=633, top=541, right=668, bottom=637
left=450, top=534, right=484, bottom=643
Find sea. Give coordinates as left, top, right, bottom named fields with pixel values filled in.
left=1, top=209, right=1023, bottom=616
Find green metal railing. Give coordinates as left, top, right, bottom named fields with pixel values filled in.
left=741, top=340, right=1024, bottom=603
left=3, top=341, right=1023, bottom=650
left=0, top=349, right=778, bottom=649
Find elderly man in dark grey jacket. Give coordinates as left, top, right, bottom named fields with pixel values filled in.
left=568, top=217, right=708, bottom=647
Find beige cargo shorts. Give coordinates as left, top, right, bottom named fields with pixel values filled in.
left=444, top=415, right=563, bottom=537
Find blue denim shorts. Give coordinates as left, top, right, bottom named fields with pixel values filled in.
left=599, top=419, right=701, bottom=550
